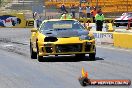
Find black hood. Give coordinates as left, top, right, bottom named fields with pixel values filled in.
left=42, top=29, right=89, bottom=38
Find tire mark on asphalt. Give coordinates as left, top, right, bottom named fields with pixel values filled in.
left=0, top=38, right=28, bottom=45
left=0, top=43, right=29, bottom=57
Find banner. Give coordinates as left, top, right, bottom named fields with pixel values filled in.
left=92, top=32, right=113, bottom=45
left=0, top=13, right=26, bottom=28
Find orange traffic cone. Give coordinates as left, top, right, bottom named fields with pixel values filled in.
left=81, top=67, right=88, bottom=78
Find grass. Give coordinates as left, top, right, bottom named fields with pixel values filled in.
left=0, top=0, right=13, bottom=7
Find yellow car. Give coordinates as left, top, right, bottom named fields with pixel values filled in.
left=30, top=19, right=96, bottom=62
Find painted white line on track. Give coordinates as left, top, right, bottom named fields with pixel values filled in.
left=97, top=45, right=132, bottom=52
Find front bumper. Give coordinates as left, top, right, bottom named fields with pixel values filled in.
left=38, top=43, right=96, bottom=56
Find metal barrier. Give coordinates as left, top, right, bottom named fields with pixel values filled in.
left=76, top=18, right=115, bottom=23
left=113, top=32, right=132, bottom=48
left=90, top=31, right=114, bottom=45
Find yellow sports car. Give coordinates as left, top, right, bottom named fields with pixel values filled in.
left=30, top=19, right=96, bottom=62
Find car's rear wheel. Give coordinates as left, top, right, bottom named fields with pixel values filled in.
left=75, top=54, right=85, bottom=58
left=30, top=42, right=37, bottom=59
left=89, top=53, right=96, bottom=61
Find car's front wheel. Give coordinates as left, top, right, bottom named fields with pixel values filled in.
left=30, top=42, right=37, bottom=59
left=89, top=53, right=96, bottom=61
left=37, top=54, right=43, bottom=62
left=36, top=42, right=43, bottom=62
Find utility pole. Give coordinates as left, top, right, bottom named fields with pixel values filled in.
left=127, top=0, right=128, bottom=12
left=96, top=0, right=98, bottom=9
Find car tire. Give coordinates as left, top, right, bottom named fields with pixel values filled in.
left=30, top=42, right=37, bottom=59
left=75, top=54, right=85, bottom=58
left=116, top=24, right=119, bottom=27
left=89, top=53, right=96, bottom=61
left=36, top=41, right=43, bottom=62
left=37, top=54, right=43, bottom=62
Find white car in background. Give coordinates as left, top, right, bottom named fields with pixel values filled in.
left=114, top=12, right=132, bottom=27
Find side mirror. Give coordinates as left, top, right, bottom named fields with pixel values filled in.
left=31, top=28, right=37, bottom=32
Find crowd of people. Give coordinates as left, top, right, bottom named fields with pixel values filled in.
left=60, top=4, right=105, bottom=31
left=33, top=4, right=105, bottom=31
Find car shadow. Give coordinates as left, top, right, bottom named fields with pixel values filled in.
left=39, top=55, right=104, bottom=62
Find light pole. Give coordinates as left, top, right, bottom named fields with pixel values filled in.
left=127, top=0, right=128, bottom=12
left=96, top=0, right=98, bottom=9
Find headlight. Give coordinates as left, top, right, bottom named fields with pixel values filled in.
left=79, top=35, right=92, bottom=40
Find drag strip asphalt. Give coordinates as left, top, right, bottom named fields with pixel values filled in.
left=0, top=28, right=131, bottom=88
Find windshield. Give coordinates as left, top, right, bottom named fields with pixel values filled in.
left=40, top=20, right=85, bottom=31
left=127, top=13, right=132, bottom=17
left=122, top=13, right=132, bottom=16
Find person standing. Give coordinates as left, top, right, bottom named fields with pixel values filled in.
left=60, top=11, right=72, bottom=19
left=70, top=5, right=76, bottom=18
left=60, top=4, right=67, bottom=14
left=79, top=6, right=83, bottom=18
left=91, top=7, right=97, bottom=23
left=86, top=6, right=91, bottom=18
left=95, top=11, right=105, bottom=31
left=33, top=12, right=39, bottom=28
left=32, top=12, right=43, bottom=28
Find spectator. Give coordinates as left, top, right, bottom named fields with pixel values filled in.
left=60, top=4, right=67, bottom=14
left=86, top=6, right=91, bottom=18
left=33, top=12, right=38, bottom=20
left=95, top=11, right=105, bottom=31
left=36, top=16, right=43, bottom=28
left=79, top=6, right=83, bottom=18
left=91, top=7, right=97, bottom=23
left=32, top=12, right=43, bottom=28
left=60, top=11, right=72, bottom=19
left=70, top=4, right=76, bottom=18
left=97, top=8, right=103, bottom=14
